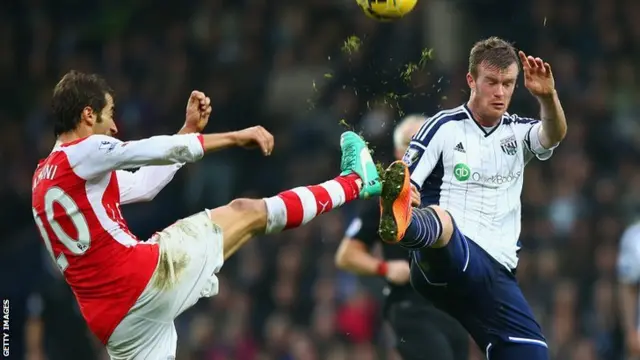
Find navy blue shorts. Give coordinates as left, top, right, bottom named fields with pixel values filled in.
left=409, top=222, right=549, bottom=360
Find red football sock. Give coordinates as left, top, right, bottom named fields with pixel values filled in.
left=263, top=173, right=361, bottom=233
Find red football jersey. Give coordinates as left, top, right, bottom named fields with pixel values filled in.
left=31, top=133, right=204, bottom=343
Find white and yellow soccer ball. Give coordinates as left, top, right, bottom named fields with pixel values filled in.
left=356, top=0, right=418, bottom=21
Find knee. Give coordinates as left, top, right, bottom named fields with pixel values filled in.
left=206, top=198, right=268, bottom=246
left=227, top=198, right=265, bottom=217
left=427, top=205, right=454, bottom=248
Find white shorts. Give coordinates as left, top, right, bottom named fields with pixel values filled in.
left=106, top=211, right=224, bottom=360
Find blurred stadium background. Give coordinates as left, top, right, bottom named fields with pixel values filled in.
left=0, top=0, right=637, bottom=359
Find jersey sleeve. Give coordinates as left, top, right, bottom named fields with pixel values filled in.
left=509, top=114, right=559, bottom=162
left=618, top=224, right=640, bottom=284
left=66, top=134, right=204, bottom=180
left=344, top=203, right=379, bottom=249
left=116, top=164, right=183, bottom=204
left=403, top=120, right=446, bottom=190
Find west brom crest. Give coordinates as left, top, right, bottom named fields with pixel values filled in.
left=500, top=136, right=518, bottom=156
left=403, top=146, right=422, bottom=166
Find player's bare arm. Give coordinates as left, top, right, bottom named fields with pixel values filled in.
left=335, top=236, right=384, bottom=276
left=205, top=126, right=274, bottom=156
left=336, top=238, right=410, bottom=285
left=337, top=211, right=410, bottom=282
left=176, top=90, right=276, bottom=152
left=178, top=90, right=275, bottom=155
left=519, top=51, right=568, bottom=149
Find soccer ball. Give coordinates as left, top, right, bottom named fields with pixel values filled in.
left=356, top=0, right=418, bottom=21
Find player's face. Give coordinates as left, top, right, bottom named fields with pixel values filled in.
left=93, top=93, right=118, bottom=136
left=467, top=62, right=518, bottom=121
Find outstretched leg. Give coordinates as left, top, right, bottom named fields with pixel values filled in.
left=380, top=161, right=548, bottom=358
left=210, top=131, right=382, bottom=260
left=112, top=135, right=380, bottom=360
left=378, top=160, right=454, bottom=249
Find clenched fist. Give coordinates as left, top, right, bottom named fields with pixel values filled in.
left=183, top=90, right=212, bottom=133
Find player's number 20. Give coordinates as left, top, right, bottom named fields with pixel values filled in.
left=32, top=187, right=91, bottom=272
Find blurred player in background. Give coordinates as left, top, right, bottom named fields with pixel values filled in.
left=335, top=115, right=469, bottom=360
left=617, top=221, right=640, bottom=359
left=31, top=70, right=382, bottom=359
left=377, top=37, right=567, bottom=359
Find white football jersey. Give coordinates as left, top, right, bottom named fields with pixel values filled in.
left=404, top=104, right=557, bottom=269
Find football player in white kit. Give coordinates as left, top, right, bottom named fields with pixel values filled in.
left=377, top=37, right=568, bottom=359
left=31, top=70, right=382, bottom=359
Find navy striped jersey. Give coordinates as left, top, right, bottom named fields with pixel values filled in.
left=404, top=104, right=557, bottom=269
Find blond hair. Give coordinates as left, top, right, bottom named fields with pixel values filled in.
left=393, top=115, right=428, bottom=151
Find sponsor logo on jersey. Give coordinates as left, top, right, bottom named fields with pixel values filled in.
left=453, top=163, right=470, bottom=181
left=471, top=171, right=522, bottom=184
left=454, top=142, right=465, bottom=153
left=454, top=163, right=521, bottom=184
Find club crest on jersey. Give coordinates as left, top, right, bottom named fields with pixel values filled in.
left=500, top=136, right=518, bottom=156
left=403, top=146, right=422, bottom=166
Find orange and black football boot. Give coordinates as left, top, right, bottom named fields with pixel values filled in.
left=378, top=160, right=413, bottom=243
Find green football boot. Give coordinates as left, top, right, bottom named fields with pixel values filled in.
left=339, top=131, right=382, bottom=199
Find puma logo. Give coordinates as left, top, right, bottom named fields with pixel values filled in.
left=318, top=201, right=330, bottom=214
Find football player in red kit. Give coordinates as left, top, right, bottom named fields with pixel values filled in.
left=31, top=70, right=382, bottom=359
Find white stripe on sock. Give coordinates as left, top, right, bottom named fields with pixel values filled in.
left=263, top=196, right=287, bottom=234
left=291, top=187, right=318, bottom=225
left=320, top=179, right=346, bottom=208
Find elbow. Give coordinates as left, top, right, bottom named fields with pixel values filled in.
left=548, top=124, right=567, bottom=145
left=557, top=123, right=568, bottom=142
left=541, top=124, right=566, bottom=148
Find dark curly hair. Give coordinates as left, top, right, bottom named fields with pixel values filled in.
left=51, top=70, right=114, bottom=136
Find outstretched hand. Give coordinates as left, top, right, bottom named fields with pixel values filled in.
left=183, top=90, right=212, bottom=133
left=518, top=51, right=556, bottom=98
left=233, top=126, right=275, bottom=156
